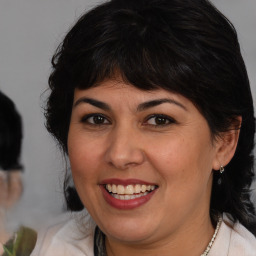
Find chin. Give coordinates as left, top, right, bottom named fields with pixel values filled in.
left=100, top=218, right=157, bottom=244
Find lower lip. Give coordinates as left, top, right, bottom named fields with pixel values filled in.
left=100, top=186, right=157, bottom=210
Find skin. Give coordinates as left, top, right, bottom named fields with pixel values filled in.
left=0, top=171, right=23, bottom=250
left=68, top=78, right=240, bottom=256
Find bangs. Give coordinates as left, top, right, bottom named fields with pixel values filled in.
left=64, top=9, right=199, bottom=95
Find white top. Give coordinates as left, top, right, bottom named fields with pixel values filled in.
left=31, top=212, right=256, bottom=256
left=31, top=211, right=95, bottom=256
left=209, top=214, right=256, bottom=256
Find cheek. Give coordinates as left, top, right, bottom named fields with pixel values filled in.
left=147, top=136, right=190, bottom=170
left=68, top=137, right=103, bottom=211
left=68, top=132, right=101, bottom=182
left=148, top=137, right=214, bottom=212
left=147, top=134, right=214, bottom=183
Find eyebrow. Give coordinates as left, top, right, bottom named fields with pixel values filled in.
left=137, top=98, right=187, bottom=112
left=74, top=97, right=111, bottom=111
left=73, top=97, right=187, bottom=111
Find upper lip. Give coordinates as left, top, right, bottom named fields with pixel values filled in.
left=100, top=178, right=157, bottom=186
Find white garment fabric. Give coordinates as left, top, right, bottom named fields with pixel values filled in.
left=209, top=214, right=256, bottom=256
left=31, top=212, right=256, bottom=256
left=31, top=211, right=95, bottom=256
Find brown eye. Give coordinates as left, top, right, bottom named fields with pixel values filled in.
left=146, top=114, right=175, bottom=126
left=82, top=114, right=110, bottom=125
left=154, top=117, right=168, bottom=125
left=92, top=115, right=106, bottom=124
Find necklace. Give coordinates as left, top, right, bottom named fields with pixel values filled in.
left=200, top=216, right=222, bottom=256
left=95, top=216, right=223, bottom=256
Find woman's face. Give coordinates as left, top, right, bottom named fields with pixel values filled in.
left=68, top=78, right=221, bottom=245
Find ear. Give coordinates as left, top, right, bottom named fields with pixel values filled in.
left=212, top=116, right=242, bottom=171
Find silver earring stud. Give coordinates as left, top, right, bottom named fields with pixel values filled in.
left=220, top=165, right=224, bottom=174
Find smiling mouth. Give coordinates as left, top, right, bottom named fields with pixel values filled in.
left=104, top=184, right=157, bottom=200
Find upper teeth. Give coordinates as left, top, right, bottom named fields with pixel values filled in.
left=105, top=184, right=156, bottom=195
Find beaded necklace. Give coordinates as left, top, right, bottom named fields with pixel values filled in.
left=200, top=216, right=222, bottom=256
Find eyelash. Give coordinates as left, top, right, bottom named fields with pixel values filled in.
left=80, top=114, right=111, bottom=126
left=80, top=113, right=176, bottom=127
left=144, top=114, right=176, bottom=127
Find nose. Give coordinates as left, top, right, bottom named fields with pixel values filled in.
left=104, top=126, right=145, bottom=170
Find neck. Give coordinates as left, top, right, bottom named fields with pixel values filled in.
left=106, top=213, right=215, bottom=256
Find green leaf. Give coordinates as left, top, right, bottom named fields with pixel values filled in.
left=2, top=226, right=37, bottom=256
left=3, top=246, right=14, bottom=256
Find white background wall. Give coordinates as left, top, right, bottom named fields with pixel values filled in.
left=0, top=0, right=255, bottom=231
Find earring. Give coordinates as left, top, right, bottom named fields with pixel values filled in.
left=220, top=165, right=224, bottom=174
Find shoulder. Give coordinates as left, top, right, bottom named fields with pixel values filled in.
left=31, top=211, right=95, bottom=256
left=210, top=213, right=256, bottom=256
left=228, top=216, right=256, bottom=255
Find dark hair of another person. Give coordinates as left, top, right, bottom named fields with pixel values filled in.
left=45, top=0, right=256, bottom=233
left=0, top=91, right=23, bottom=171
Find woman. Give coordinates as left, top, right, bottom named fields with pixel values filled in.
left=0, top=91, right=24, bottom=252
left=32, top=0, right=256, bottom=255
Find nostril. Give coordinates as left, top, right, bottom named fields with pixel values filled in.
left=105, top=150, right=145, bottom=169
